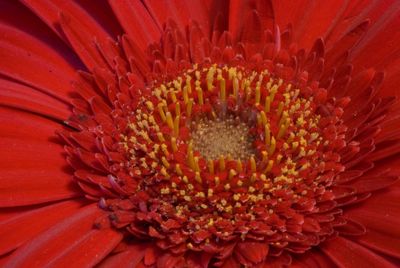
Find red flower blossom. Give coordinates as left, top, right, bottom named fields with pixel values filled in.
left=1, top=1, right=400, bottom=267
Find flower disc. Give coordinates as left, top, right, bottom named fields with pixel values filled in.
left=68, top=59, right=353, bottom=264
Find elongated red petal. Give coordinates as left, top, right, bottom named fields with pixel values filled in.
left=4, top=204, right=122, bottom=267
left=59, top=12, right=109, bottom=71
left=272, top=0, right=348, bottom=49
left=344, top=185, right=400, bottom=257
left=108, top=0, right=160, bottom=51
left=0, top=78, right=70, bottom=120
left=0, top=24, right=78, bottom=103
left=292, top=249, right=336, bottom=268
left=21, top=0, right=121, bottom=40
left=350, top=1, right=400, bottom=73
left=98, top=244, right=147, bottom=267
left=0, top=115, right=80, bottom=206
left=322, top=237, right=396, bottom=267
left=0, top=199, right=86, bottom=255
left=236, top=241, right=269, bottom=264
left=144, top=0, right=210, bottom=36
left=228, top=0, right=274, bottom=42
left=0, top=106, right=63, bottom=141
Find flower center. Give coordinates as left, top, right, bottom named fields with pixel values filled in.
left=190, top=116, right=254, bottom=160
left=107, top=63, right=348, bottom=253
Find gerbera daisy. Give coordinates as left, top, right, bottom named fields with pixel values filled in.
left=1, top=0, right=400, bottom=267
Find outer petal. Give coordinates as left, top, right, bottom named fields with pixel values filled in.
left=0, top=24, right=79, bottom=103
left=3, top=204, right=122, bottom=268
left=344, top=184, right=400, bottom=258
left=321, top=237, right=396, bottom=267
left=228, top=0, right=274, bottom=42
left=21, top=0, right=122, bottom=40
left=98, top=244, right=147, bottom=268
left=271, top=0, right=348, bottom=49
left=0, top=107, right=79, bottom=207
left=0, top=199, right=86, bottom=255
left=144, top=0, right=210, bottom=36
left=0, top=78, right=70, bottom=121
left=108, top=0, right=161, bottom=51
left=291, top=248, right=336, bottom=268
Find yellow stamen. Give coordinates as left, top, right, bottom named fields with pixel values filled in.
left=161, top=157, right=170, bottom=168
left=260, top=111, right=268, bottom=126
left=219, top=156, right=225, bottom=171
left=206, top=66, right=216, bottom=91
left=161, top=144, right=169, bottom=157
left=268, top=137, right=276, bottom=155
left=185, top=75, right=192, bottom=94
left=197, top=88, right=204, bottom=105
left=186, top=98, right=193, bottom=117
left=255, top=84, right=261, bottom=104
left=194, top=156, right=200, bottom=172
left=208, top=160, right=214, bottom=174
left=175, top=164, right=183, bottom=176
left=233, top=77, right=239, bottom=98
left=195, top=172, right=202, bottom=183
left=236, top=160, right=243, bottom=172
left=220, top=76, right=226, bottom=102
left=183, top=85, right=189, bottom=104
left=277, top=118, right=290, bottom=139
left=171, top=137, right=178, bottom=152
left=170, top=90, right=177, bottom=103
left=265, top=160, right=274, bottom=173
left=187, top=143, right=195, bottom=169
left=157, top=132, right=165, bottom=142
left=265, top=124, right=271, bottom=145
left=173, top=115, right=180, bottom=137
left=175, top=102, right=181, bottom=116
left=229, top=169, right=237, bottom=180
left=158, top=103, right=166, bottom=122
left=277, top=102, right=284, bottom=117
left=250, top=156, right=257, bottom=173
left=165, top=112, right=174, bottom=130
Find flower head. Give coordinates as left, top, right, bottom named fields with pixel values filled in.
left=1, top=1, right=400, bottom=267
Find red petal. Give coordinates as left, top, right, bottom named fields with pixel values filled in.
left=0, top=79, right=69, bottom=120
left=292, top=248, right=336, bottom=268
left=4, top=204, right=122, bottom=267
left=351, top=1, right=400, bottom=74
left=144, top=0, right=210, bottom=36
left=345, top=185, right=400, bottom=258
left=0, top=106, right=62, bottom=141
left=59, top=12, right=109, bottom=71
left=368, top=139, right=400, bottom=162
left=108, top=0, right=160, bottom=51
left=325, top=20, right=370, bottom=72
left=157, top=253, right=183, bottom=268
left=321, top=237, right=396, bottom=267
left=272, top=0, right=348, bottom=49
left=0, top=133, right=80, bottom=206
left=0, top=24, right=78, bottom=103
left=345, top=174, right=398, bottom=194
left=98, top=244, right=147, bottom=268
left=228, top=0, right=274, bottom=42
left=236, top=241, right=269, bottom=264
left=220, top=256, right=240, bottom=268
left=0, top=169, right=79, bottom=207
left=0, top=199, right=85, bottom=255
left=21, top=0, right=117, bottom=41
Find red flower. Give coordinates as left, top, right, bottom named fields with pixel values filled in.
left=1, top=1, right=400, bottom=267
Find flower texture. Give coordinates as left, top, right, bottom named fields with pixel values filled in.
left=1, top=0, right=400, bottom=267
